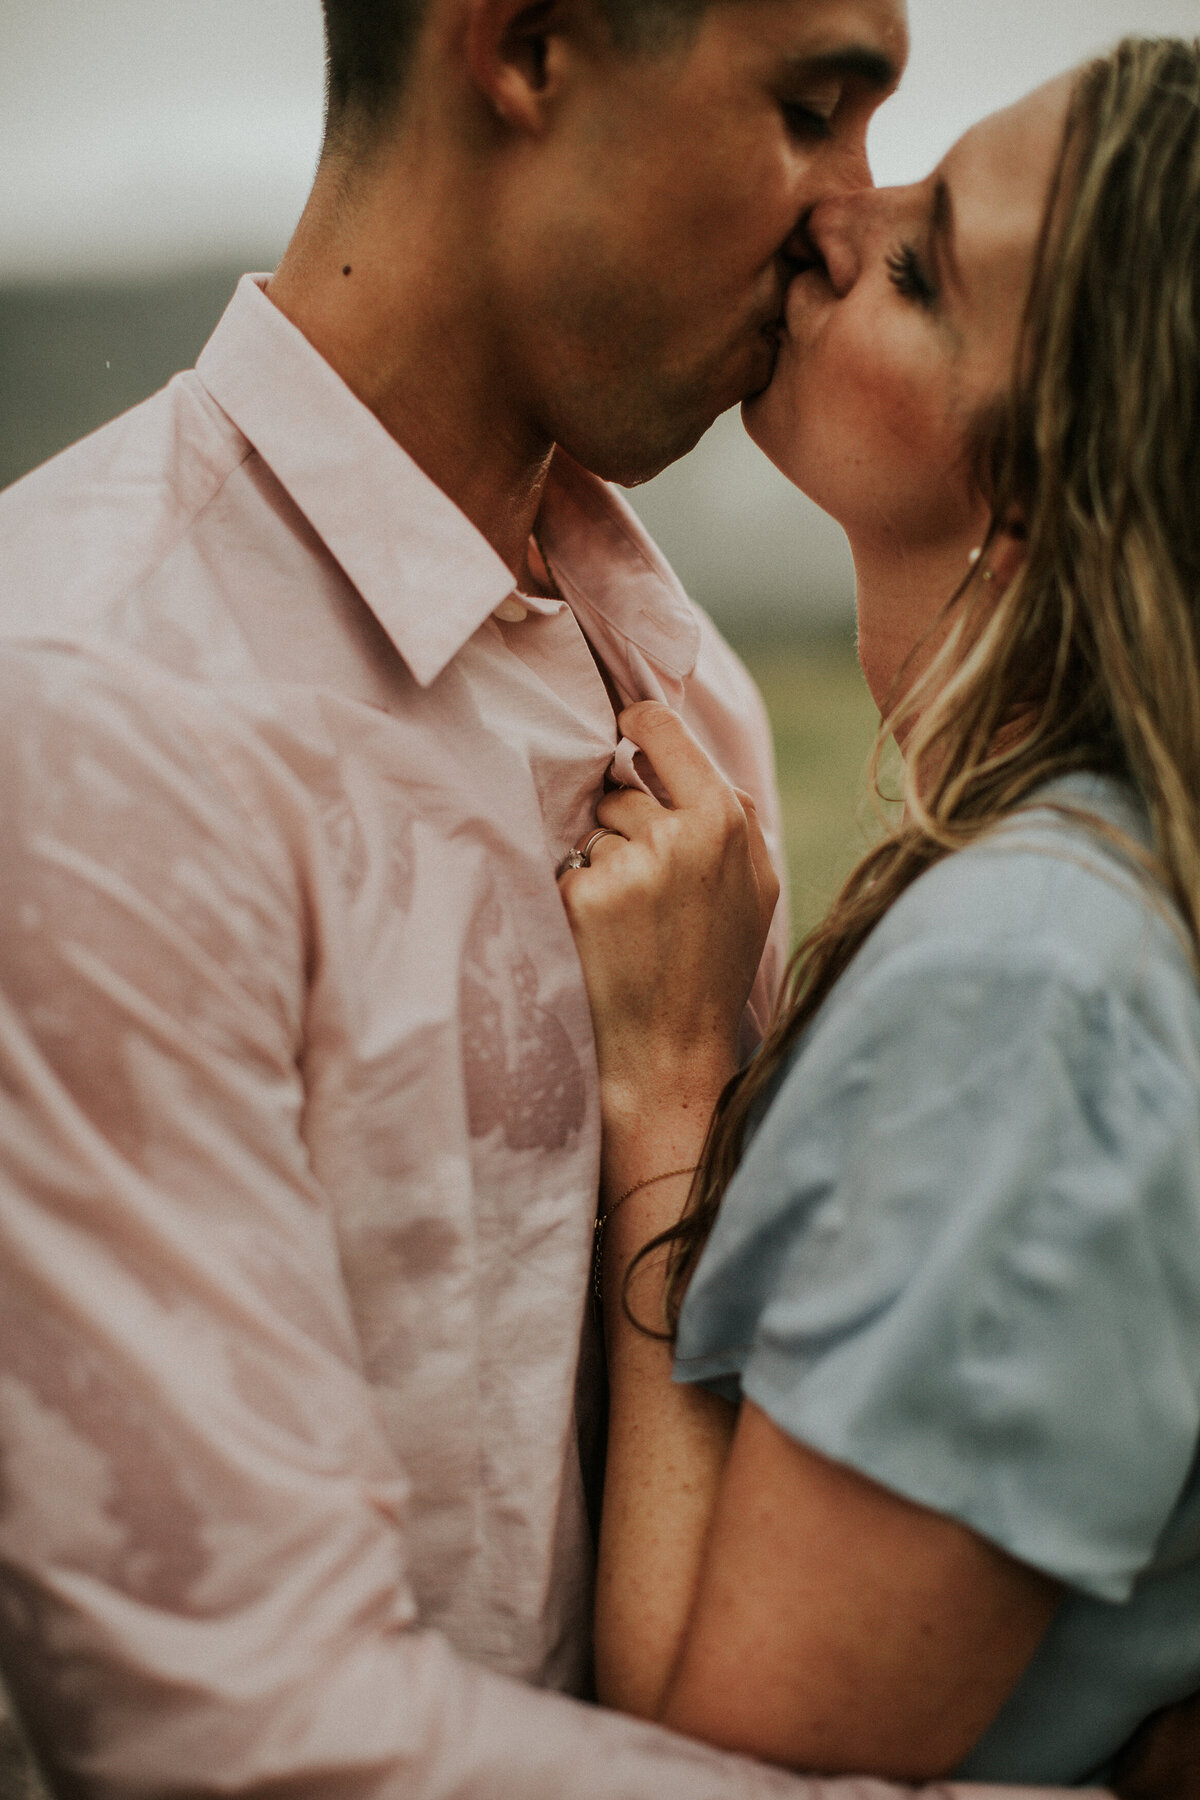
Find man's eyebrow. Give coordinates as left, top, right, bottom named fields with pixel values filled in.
left=786, top=46, right=901, bottom=91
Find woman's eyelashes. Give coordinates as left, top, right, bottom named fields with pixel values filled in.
left=886, top=243, right=938, bottom=308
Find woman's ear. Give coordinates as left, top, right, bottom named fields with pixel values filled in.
left=989, top=516, right=1028, bottom=589
left=971, top=516, right=1027, bottom=591
left=465, top=0, right=566, bottom=131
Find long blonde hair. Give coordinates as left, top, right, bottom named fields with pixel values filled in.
left=653, top=36, right=1200, bottom=1332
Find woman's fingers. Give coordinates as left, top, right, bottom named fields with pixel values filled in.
left=557, top=705, right=779, bottom=1101
left=584, top=829, right=625, bottom=865
left=617, top=703, right=733, bottom=814
left=557, top=826, right=625, bottom=891
left=734, top=788, right=782, bottom=933
left=596, top=787, right=663, bottom=837
left=568, top=729, right=776, bottom=939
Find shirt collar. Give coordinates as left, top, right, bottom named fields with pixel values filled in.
left=195, top=275, right=699, bottom=688
left=536, top=450, right=700, bottom=685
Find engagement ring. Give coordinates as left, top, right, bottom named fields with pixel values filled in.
left=557, top=828, right=621, bottom=877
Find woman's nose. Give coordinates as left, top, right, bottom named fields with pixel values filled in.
left=804, top=195, right=871, bottom=298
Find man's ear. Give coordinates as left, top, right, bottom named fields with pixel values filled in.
left=466, top=0, right=570, bottom=131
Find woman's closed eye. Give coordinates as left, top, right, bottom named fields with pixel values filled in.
left=886, top=243, right=938, bottom=308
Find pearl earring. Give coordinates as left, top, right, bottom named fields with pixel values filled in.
left=968, top=546, right=995, bottom=583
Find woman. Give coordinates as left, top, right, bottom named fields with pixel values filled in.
left=560, top=37, right=1200, bottom=1787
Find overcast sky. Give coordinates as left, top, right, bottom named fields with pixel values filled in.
left=2, top=0, right=1199, bottom=280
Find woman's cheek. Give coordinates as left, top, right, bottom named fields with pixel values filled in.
left=741, top=357, right=810, bottom=480
left=746, top=312, right=965, bottom=541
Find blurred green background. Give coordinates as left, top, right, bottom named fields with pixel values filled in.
left=741, top=640, right=889, bottom=945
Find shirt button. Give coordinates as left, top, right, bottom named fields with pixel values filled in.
left=494, top=597, right=529, bottom=623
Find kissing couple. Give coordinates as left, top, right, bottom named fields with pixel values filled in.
left=0, top=0, right=1199, bottom=1794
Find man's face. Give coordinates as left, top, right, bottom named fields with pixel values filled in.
left=498, top=0, right=908, bottom=484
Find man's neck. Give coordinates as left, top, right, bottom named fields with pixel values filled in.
left=267, top=157, right=555, bottom=583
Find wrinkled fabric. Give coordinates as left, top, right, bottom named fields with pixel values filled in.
left=678, top=776, right=1200, bottom=1785
left=0, top=273, right=1079, bottom=1800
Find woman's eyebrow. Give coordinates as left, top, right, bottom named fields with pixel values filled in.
left=930, top=176, right=964, bottom=297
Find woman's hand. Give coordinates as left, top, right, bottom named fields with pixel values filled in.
left=564, top=704, right=776, bottom=1719
left=559, top=701, right=779, bottom=1121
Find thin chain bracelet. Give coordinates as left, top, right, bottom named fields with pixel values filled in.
left=593, top=1166, right=698, bottom=1309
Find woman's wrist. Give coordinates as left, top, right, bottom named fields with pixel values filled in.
left=599, top=1103, right=725, bottom=1224
left=604, top=1165, right=698, bottom=1249
left=600, top=1065, right=728, bottom=1212
left=604, top=1166, right=698, bottom=1267
left=594, top=1052, right=735, bottom=1335
left=598, top=1054, right=735, bottom=1146
left=600, top=1166, right=697, bottom=1334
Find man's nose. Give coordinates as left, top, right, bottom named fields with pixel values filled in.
left=829, top=139, right=874, bottom=200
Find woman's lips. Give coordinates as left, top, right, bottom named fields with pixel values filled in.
left=783, top=263, right=831, bottom=337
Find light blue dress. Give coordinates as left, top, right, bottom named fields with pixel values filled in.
left=675, top=775, right=1200, bottom=1784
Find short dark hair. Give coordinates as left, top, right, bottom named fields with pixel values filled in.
left=321, top=0, right=719, bottom=139
left=322, top=0, right=420, bottom=134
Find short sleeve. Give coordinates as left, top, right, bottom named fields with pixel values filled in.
left=675, top=933, right=1200, bottom=1603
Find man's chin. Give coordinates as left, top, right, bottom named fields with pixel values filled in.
left=593, top=425, right=713, bottom=489
left=557, top=341, right=775, bottom=486
left=568, top=399, right=726, bottom=488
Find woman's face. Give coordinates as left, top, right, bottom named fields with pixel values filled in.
left=745, top=75, right=1075, bottom=565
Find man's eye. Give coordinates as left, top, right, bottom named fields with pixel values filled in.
left=783, top=102, right=834, bottom=140
left=886, top=243, right=938, bottom=307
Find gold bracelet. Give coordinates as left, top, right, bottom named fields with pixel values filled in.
left=593, top=1166, right=698, bottom=1309
left=613, top=1166, right=698, bottom=1217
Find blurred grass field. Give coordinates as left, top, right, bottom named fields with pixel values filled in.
left=739, top=636, right=897, bottom=946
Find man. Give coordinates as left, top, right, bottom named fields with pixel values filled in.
left=0, top=0, right=1168, bottom=1791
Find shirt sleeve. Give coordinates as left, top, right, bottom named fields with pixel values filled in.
left=0, top=641, right=1060, bottom=1800
left=677, top=929, right=1200, bottom=1604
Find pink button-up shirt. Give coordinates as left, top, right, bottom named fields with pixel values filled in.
left=0, top=276, right=1080, bottom=1800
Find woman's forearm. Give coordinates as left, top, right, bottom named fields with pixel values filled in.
left=593, top=1070, right=737, bottom=1720
left=556, top=702, right=780, bottom=1718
